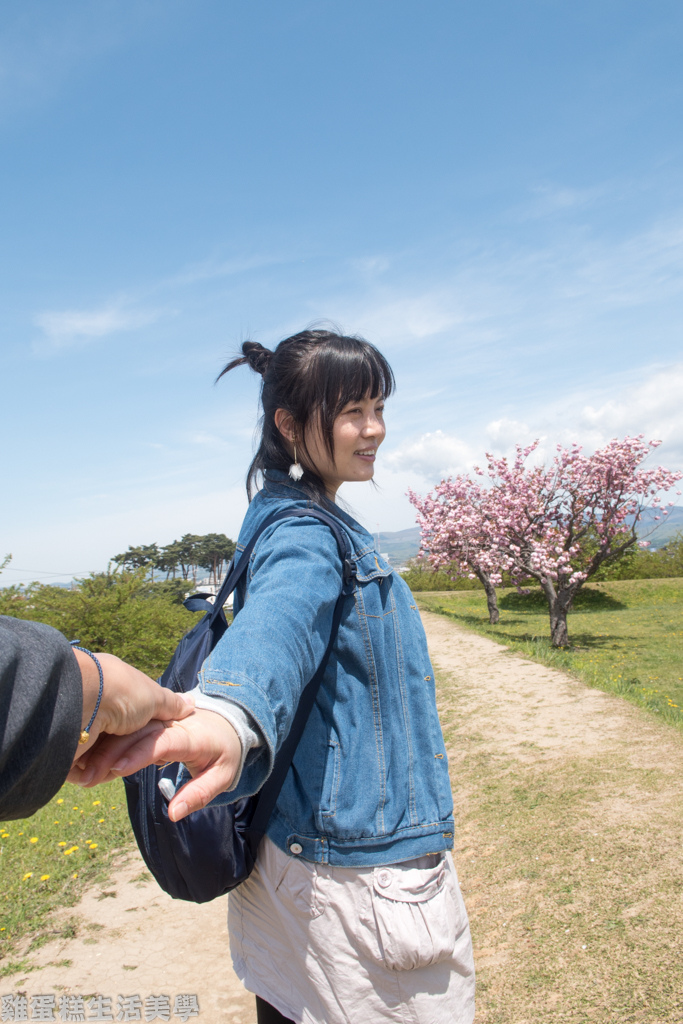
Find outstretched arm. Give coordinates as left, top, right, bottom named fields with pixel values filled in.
left=67, top=708, right=242, bottom=822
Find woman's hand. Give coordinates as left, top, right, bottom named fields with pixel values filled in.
left=68, top=709, right=243, bottom=822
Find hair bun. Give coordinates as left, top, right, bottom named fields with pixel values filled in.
left=242, top=341, right=273, bottom=376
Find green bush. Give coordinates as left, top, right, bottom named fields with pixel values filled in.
left=593, top=533, right=683, bottom=581
left=400, top=565, right=482, bottom=592
left=0, top=569, right=202, bottom=678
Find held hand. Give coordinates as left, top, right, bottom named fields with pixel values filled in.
left=68, top=709, right=243, bottom=822
left=71, top=650, right=194, bottom=759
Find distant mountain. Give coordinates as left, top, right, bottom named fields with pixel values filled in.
left=375, top=506, right=683, bottom=564
left=635, top=505, right=683, bottom=548
left=375, top=527, right=421, bottom=564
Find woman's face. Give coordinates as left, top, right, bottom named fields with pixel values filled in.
left=305, top=393, right=386, bottom=499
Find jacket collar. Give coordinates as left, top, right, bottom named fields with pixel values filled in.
left=259, top=470, right=373, bottom=543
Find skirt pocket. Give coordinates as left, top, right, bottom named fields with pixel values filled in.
left=368, top=855, right=460, bottom=971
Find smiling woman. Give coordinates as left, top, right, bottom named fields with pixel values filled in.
left=102, top=328, right=475, bottom=1024
left=216, top=328, right=395, bottom=505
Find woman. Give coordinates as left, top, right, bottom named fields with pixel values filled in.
left=88, top=329, right=475, bottom=1024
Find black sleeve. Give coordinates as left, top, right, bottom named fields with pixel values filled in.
left=0, top=616, right=83, bottom=820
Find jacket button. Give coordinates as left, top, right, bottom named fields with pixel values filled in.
left=376, top=869, right=392, bottom=888
left=290, top=842, right=303, bottom=855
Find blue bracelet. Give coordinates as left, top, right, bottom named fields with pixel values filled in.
left=70, top=641, right=104, bottom=743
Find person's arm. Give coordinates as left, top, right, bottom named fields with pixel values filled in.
left=73, top=516, right=344, bottom=820
left=0, top=617, right=82, bottom=819
left=0, top=616, right=193, bottom=819
left=197, top=515, right=342, bottom=782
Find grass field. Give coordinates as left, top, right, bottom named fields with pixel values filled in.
left=417, top=577, right=683, bottom=730
left=0, top=780, right=133, bottom=975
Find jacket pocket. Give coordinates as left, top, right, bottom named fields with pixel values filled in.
left=318, top=738, right=340, bottom=820
left=367, top=856, right=460, bottom=971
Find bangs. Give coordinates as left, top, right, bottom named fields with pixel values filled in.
left=309, top=337, right=395, bottom=420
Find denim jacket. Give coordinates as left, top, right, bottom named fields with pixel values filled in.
left=198, top=471, right=454, bottom=866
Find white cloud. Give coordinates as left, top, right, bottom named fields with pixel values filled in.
left=476, top=363, right=683, bottom=474
left=383, top=429, right=475, bottom=481
left=514, top=182, right=611, bottom=221
left=34, top=303, right=166, bottom=349
left=573, top=364, right=683, bottom=465
left=335, top=210, right=683, bottom=370
left=164, top=253, right=282, bottom=289
left=485, top=417, right=531, bottom=444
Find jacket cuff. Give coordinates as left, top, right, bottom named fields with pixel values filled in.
left=187, top=687, right=265, bottom=792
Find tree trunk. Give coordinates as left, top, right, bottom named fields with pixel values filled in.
left=476, top=570, right=499, bottom=624
left=541, top=581, right=573, bottom=647
left=548, top=600, right=569, bottom=647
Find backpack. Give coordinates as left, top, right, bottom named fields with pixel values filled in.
left=123, top=507, right=355, bottom=903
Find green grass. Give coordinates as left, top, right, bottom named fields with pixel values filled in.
left=0, top=779, right=134, bottom=967
left=417, top=577, right=683, bottom=729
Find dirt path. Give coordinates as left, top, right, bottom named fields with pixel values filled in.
left=7, top=611, right=683, bottom=1023
left=7, top=852, right=256, bottom=1023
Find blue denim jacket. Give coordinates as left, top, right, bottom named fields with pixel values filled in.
left=198, top=471, right=454, bottom=866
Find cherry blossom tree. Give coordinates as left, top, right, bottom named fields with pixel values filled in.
left=408, top=476, right=511, bottom=624
left=411, top=435, right=682, bottom=647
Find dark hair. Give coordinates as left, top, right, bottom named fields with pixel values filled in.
left=217, top=328, right=395, bottom=503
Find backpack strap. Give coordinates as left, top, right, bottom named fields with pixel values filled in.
left=186, top=506, right=356, bottom=842
left=183, top=507, right=356, bottom=617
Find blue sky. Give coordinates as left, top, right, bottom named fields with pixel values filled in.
left=2, top=0, right=683, bottom=584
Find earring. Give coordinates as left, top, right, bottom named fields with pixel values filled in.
left=288, top=442, right=304, bottom=481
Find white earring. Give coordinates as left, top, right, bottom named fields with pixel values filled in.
left=288, top=443, right=304, bottom=481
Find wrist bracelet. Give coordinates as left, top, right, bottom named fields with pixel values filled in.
left=70, top=641, right=104, bottom=744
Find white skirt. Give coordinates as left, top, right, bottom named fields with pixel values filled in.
left=228, top=837, right=475, bottom=1024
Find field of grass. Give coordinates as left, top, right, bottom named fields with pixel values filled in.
left=0, top=780, right=133, bottom=974
left=417, top=577, right=683, bottom=729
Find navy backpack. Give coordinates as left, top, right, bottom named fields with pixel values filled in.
left=123, top=507, right=355, bottom=903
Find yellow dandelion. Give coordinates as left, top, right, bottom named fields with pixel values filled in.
left=40, top=875, right=50, bottom=881
left=56, top=798, right=64, bottom=804
left=98, top=818, right=104, bottom=823
left=89, top=843, right=98, bottom=850
left=29, top=837, right=38, bottom=844
left=72, top=872, right=78, bottom=879
left=22, top=872, right=32, bottom=881
left=58, top=842, right=67, bottom=847
left=92, top=800, right=101, bottom=806
left=53, top=821, right=59, bottom=825
left=72, top=806, right=78, bottom=811
left=18, top=832, right=23, bottom=836
left=0, top=927, right=5, bottom=931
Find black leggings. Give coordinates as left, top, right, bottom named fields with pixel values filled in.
left=255, top=996, right=295, bottom=1024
